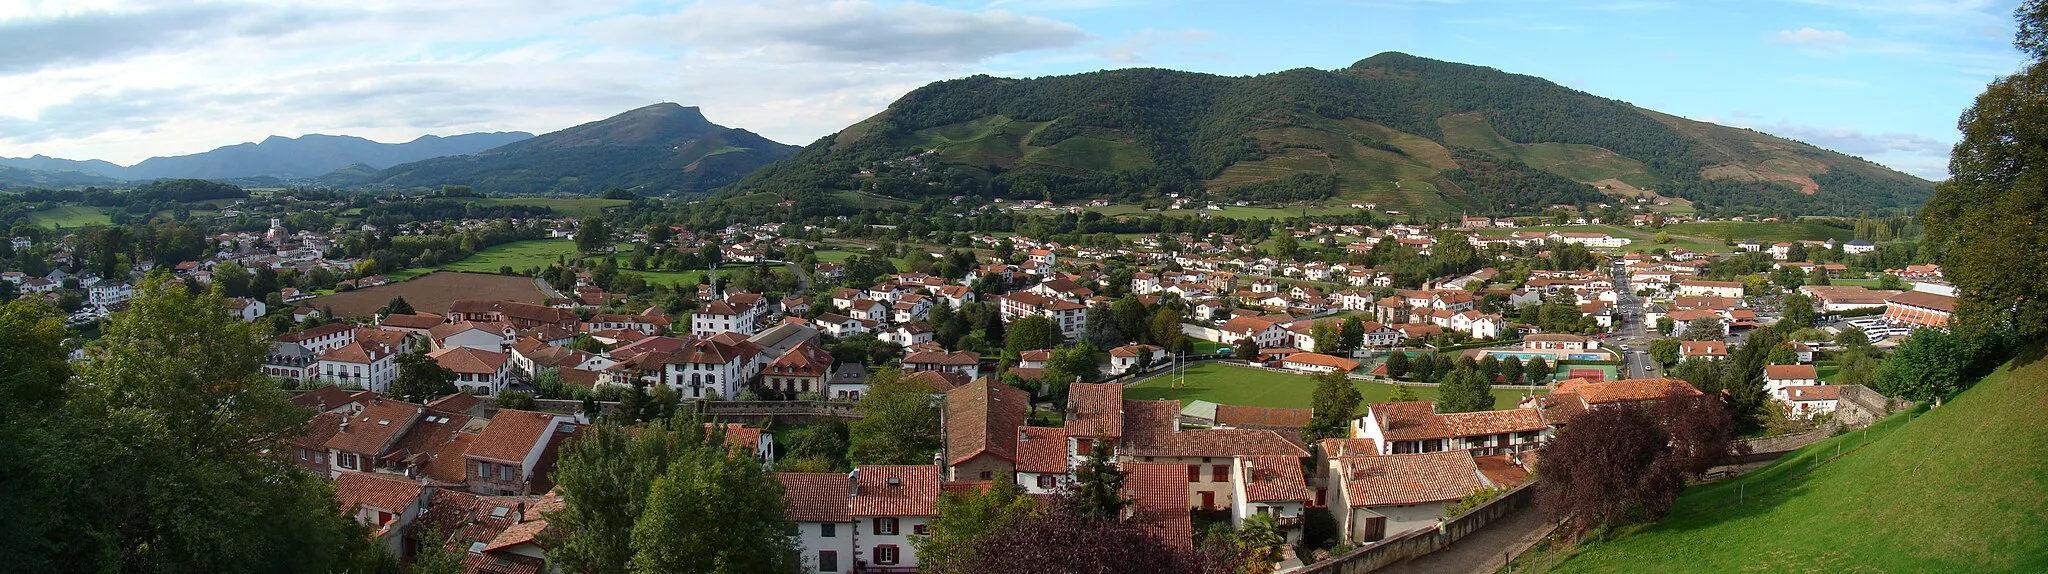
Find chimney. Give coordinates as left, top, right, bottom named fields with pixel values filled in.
left=848, top=468, right=861, bottom=496
left=516, top=502, right=526, bottom=523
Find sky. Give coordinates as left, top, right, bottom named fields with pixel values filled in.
left=0, top=0, right=2029, bottom=180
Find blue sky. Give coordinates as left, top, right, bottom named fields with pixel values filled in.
left=0, top=0, right=2027, bottom=179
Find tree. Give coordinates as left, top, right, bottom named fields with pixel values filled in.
left=1005, top=315, right=1063, bottom=355
left=1338, top=316, right=1366, bottom=355
left=389, top=350, right=457, bottom=403
left=213, top=261, right=253, bottom=297
left=410, top=527, right=468, bottom=574
left=1524, top=356, right=1551, bottom=384
left=1477, top=354, right=1502, bottom=384
left=546, top=424, right=683, bottom=574
left=1384, top=350, right=1411, bottom=379
left=1310, top=320, right=1339, bottom=354
left=1679, top=317, right=1725, bottom=342
left=1409, top=352, right=1437, bottom=384
left=848, top=368, right=942, bottom=465
left=1718, top=327, right=1781, bottom=434
left=1082, top=302, right=1122, bottom=348
left=1877, top=273, right=1907, bottom=291
left=1435, top=365, right=1495, bottom=413
left=1649, top=339, right=1681, bottom=368
left=1777, top=292, right=1815, bottom=334
left=1232, top=338, right=1260, bottom=361
left=1041, top=344, right=1101, bottom=407
left=1387, top=383, right=1419, bottom=402
left=1273, top=233, right=1300, bottom=258
left=1537, top=405, right=1682, bottom=537
left=627, top=423, right=801, bottom=574
left=1301, top=369, right=1362, bottom=442
left=1655, top=391, right=1744, bottom=478
left=498, top=390, right=538, bottom=410
left=1148, top=307, right=1187, bottom=351
left=576, top=216, right=610, bottom=252
left=1835, top=326, right=1870, bottom=349
left=1070, top=439, right=1128, bottom=520
left=1836, top=349, right=1885, bottom=387
left=1656, top=316, right=1675, bottom=336
left=1875, top=329, right=1976, bottom=402
left=1111, top=296, right=1150, bottom=343
left=918, top=481, right=1040, bottom=572
left=1766, top=344, right=1798, bottom=365
left=1501, top=355, right=1524, bottom=384
left=951, top=496, right=1242, bottom=573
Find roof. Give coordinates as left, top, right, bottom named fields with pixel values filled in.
left=1367, top=401, right=1545, bottom=441
left=292, top=384, right=361, bottom=410
left=1122, top=462, right=1194, bottom=550
left=1523, top=333, right=1590, bottom=343
left=1886, top=290, right=1957, bottom=313
left=850, top=465, right=941, bottom=517
left=1240, top=456, right=1313, bottom=502
left=333, top=472, right=424, bottom=513
left=325, top=399, right=423, bottom=455
left=1681, top=280, right=1744, bottom=289
left=467, top=410, right=561, bottom=463
left=775, top=473, right=853, bottom=523
left=291, top=411, right=346, bottom=449
left=1214, top=405, right=1314, bottom=429
left=1553, top=377, right=1703, bottom=405
left=278, top=322, right=353, bottom=343
left=945, top=379, right=1031, bottom=466
left=903, top=370, right=971, bottom=393
left=1125, top=399, right=1309, bottom=458
left=1064, top=383, right=1125, bottom=438
left=429, top=346, right=509, bottom=374
left=1338, top=451, right=1483, bottom=507
left=427, top=392, right=482, bottom=413
left=1782, top=385, right=1841, bottom=401
left=1679, top=341, right=1728, bottom=356
left=1765, top=365, right=1820, bottom=380
left=1282, top=352, right=1361, bottom=371
left=1323, top=438, right=1380, bottom=458
left=904, top=349, right=980, bottom=366
left=1473, top=454, right=1533, bottom=489
left=1014, top=426, right=1069, bottom=474
left=1109, top=344, right=1161, bottom=358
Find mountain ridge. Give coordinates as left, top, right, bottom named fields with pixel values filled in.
left=728, top=52, right=1934, bottom=216
left=0, top=131, right=535, bottom=181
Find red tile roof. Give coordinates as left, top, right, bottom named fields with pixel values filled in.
left=1680, top=341, right=1728, bottom=356
left=334, top=472, right=424, bottom=513
left=1122, top=462, right=1193, bottom=550
left=1124, top=399, right=1310, bottom=458
left=945, top=379, right=1031, bottom=466
left=466, top=410, right=560, bottom=464
left=325, top=399, right=424, bottom=455
left=1014, top=426, right=1069, bottom=474
left=1886, top=290, right=1956, bottom=313
left=775, top=473, right=853, bottom=523
left=1553, top=377, right=1702, bottom=405
left=1240, top=456, right=1312, bottom=502
left=1367, top=401, right=1545, bottom=441
left=1782, top=385, right=1841, bottom=401
left=1323, top=438, right=1379, bottom=458
left=1214, top=405, right=1314, bottom=428
left=379, top=313, right=446, bottom=330
left=1338, top=451, right=1482, bottom=507
left=292, top=384, right=361, bottom=410
left=1064, top=383, right=1125, bottom=438
left=1764, top=365, right=1820, bottom=381
left=851, top=465, right=940, bottom=517
left=904, top=370, right=971, bottom=393
left=429, top=346, right=508, bottom=374
left=1473, top=454, right=1533, bottom=489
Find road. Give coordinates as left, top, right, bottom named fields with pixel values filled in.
left=1609, top=260, right=1659, bottom=379
left=1377, top=505, right=1553, bottom=574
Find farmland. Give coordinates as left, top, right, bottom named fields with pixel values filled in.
left=305, top=271, right=544, bottom=317
left=1123, top=362, right=1541, bottom=410
left=27, top=205, right=111, bottom=228
left=437, top=239, right=579, bottom=273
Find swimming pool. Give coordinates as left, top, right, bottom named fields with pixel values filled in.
left=1568, top=353, right=1605, bottom=361
left=1481, top=351, right=1553, bottom=362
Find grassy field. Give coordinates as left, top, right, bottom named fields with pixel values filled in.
left=1661, top=221, right=1855, bottom=243
left=1089, top=203, right=1369, bottom=220
left=28, top=205, right=110, bottom=228
left=1123, top=362, right=1543, bottom=411
left=1826, top=278, right=1884, bottom=288
left=1544, top=346, right=2048, bottom=573
left=438, top=239, right=580, bottom=273
left=473, top=197, right=628, bottom=218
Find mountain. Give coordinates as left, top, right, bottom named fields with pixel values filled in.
left=0, top=132, right=534, bottom=182
left=729, top=52, right=1936, bottom=216
left=335, top=103, right=801, bottom=195
left=0, top=164, right=122, bottom=189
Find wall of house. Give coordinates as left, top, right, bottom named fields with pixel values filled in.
left=855, top=515, right=928, bottom=570
left=1348, top=502, right=1451, bottom=544
left=948, top=455, right=1015, bottom=483
left=795, top=520, right=855, bottom=573
left=443, top=331, right=503, bottom=351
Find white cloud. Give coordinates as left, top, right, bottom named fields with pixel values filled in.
left=1774, top=27, right=1852, bottom=47
left=1096, top=28, right=1214, bottom=64
left=1741, top=120, right=1952, bottom=178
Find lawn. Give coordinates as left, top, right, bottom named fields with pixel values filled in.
left=438, top=239, right=580, bottom=273
left=1123, top=362, right=1542, bottom=411
left=1827, top=278, right=1884, bottom=288
left=1543, top=344, right=2048, bottom=573
left=28, top=205, right=110, bottom=228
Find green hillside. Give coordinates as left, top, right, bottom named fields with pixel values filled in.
left=1549, top=346, right=2048, bottom=572
left=729, top=52, right=1934, bottom=217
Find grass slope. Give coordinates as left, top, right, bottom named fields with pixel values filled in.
left=28, top=205, right=111, bottom=228
left=1440, top=112, right=1662, bottom=193
left=1123, top=362, right=1542, bottom=410
left=1553, top=347, right=2048, bottom=573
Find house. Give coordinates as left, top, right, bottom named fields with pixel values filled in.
left=1232, top=455, right=1313, bottom=541
left=1679, top=341, right=1728, bottom=361
left=942, top=379, right=1030, bottom=482
left=316, top=339, right=400, bottom=392
left=1108, top=344, right=1167, bottom=374
left=1777, top=385, right=1840, bottom=416
left=1677, top=280, right=1745, bottom=299
left=1217, top=315, right=1290, bottom=348
left=1883, top=290, right=1956, bottom=331
left=1843, top=239, right=1876, bottom=254
left=850, top=466, right=941, bottom=572
left=713, top=423, right=776, bottom=466
left=1349, top=401, right=1549, bottom=456
left=1522, top=333, right=1596, bottom=351
left=776, top=473, right=857, bottom=574
left=1800, top=286, right=1900, bottom=312
left=693, top=296, right=765, bottom=336
left=1763, top=364, right=1820, bottom=395
left=661, top=336, right=759, bottom=400
left=226, top=297, right=266, bottom=321
left=428, top=321, right=510, bottom=352
left=762, top=340, right=835, bottom=397
left=1326, top=451, right=1526, bottom=544
left=902, top=350, right=981, bottom=380
left=378, top=312, right=446, bottom=335
left=428, top=346, right=511, bottom=396
left=1280, top=352, right=1361, bottom=374
left=1014, top=426, right=1071, bottom=494
left=1525, top=378, right=1703, bottom=426
left=332, top=472, right=432, bottom=556
left=463, top=410, right=577, bottom=496
left=445, top=300, right=579, bottom=330
left=997, top=292, right=1089, bottom=339
left=829, top=362, right=871, bottom=401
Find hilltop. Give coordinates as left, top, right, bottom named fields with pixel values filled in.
left=336, top=103, right=800, bottom=195
left=729, top=52, right=1934, bottom=216
left=0, top=132, right=533, bottom=181
left=1548, top=346, right=2048, bottom=572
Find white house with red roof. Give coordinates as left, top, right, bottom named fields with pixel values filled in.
left=775, top=473, right=856, bottom=574
left=849, top=465, right=939, bottom=573
left=1349, top=401, right=1549, bottom=456
left=429, top=346, right=511, bottom=396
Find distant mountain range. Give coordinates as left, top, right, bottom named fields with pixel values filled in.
left=0, top=132, right=533, bottom=182
left=729, top=52, right=1935, bottom=216
left=325, top=103, right=801, bottom=195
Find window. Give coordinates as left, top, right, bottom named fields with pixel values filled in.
left=978, top=470, right=992, bottom=480
left=820, top=523, right=836, bottom=538
left=339, top=453, right=358, bottom=470
left=298, top=448, right=308, bottom=461
left=1212, top=464, right=1229, bottom=482
left=499, top=464, right=515, bottom=481
left=913, top=523, right=928, bottom=536
left=1188, top=465, right=1201, bottom=482
left=1037, top=475, right=1056, bottom=489
left=874, top=545, right=900, bottom=565
left=818, top=550, right=838, bottom=572
left=874, top=517, right=899, bottom=535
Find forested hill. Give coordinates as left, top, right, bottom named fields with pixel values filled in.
left=333, top=103, right=801, bottom=196
left=726, top=52, right=1935, bottom=217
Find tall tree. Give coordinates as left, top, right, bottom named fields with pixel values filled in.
left=1524, top=356, right=1552, bottom=384
left=576, top=216, right=610, bottom=252
left=1148, top=307, right=1188, bottom=351
left=848, top=368, right=942, bottom=465
left=627, top=424, right=801, bottom=574
left=1679, top=317, right=1726, bottom=341
left=1310, top=320, right=1340, bottom=354
left=1537, top=404, right=1681, bottom=537
left=1384, top=350, right=1411, bottom=379
left=1301, top=369, right=1362, bottom=443
left=1232, top=337, right=1260, bottom=361
left=1501, top=355, right=1525, bottom=384
left=1338, top=316, right=1366, bottom=355
left=1435, top=364, right=1495, bottom=413
left=1070, top=440, right=1128, bottom=520
left=1083, top=302, right=1123, bottom=348
left=917, top=481, right=1040, bottom=573
left=1776, top=292, right=1816, bottom=334
left=952, top=497, right=1242, bottom=574
left=1005, top=315, right=1064, bottom=355
left=545, top=424, right=684, bottom=574
left=1111, top=296, right=1150, bottom=342
left=1719, top=327, right=1780, bottom=433
left=1875, top=329, right=1976, bottom=402
left=1041, top=343, right=1101, bottom=407
left=1649, top=338, right=1681, bottom=368
left=389, top=349, right=457, bottom=402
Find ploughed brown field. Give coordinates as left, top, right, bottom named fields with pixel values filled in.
left=306, top=271, right=544, bottom=317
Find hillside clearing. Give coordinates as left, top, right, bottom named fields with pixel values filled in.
left=28, top=205, right=111, bottom=228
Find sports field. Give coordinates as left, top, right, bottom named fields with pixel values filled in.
left=1123, top=362, right=1541, bottom=411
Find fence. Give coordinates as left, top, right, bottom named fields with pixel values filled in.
left=1298, top=481, right=1539, bottom=574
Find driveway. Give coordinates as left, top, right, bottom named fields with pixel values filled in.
left=1377, top=500, right=1553, bottom=574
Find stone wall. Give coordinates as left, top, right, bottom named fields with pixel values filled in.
left=1298, top=482, right=1537, bottom=573
left=1832, top=384, right=1909, bottom=428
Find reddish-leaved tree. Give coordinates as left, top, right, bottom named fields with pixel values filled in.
left=1654, top=389, right=1748, bottom=478
left=1537, top=405, right=1684, bottom=536
left=959, top=497, right=1245, bottom=574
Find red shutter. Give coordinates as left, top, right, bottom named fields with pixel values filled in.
left=1211, top=464, right=1229, bottom=482
left=1188, top=465, right=1200, bottom=482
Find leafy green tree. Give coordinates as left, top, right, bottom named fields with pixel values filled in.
left=1338, top=316, right=1366, bottom=354
left=1301, top=368, right=1362, bottom=442
left=498, top=390, right=538, bottom=410
left=213, top=261, right=253, bottom=298
left=1387, top=383, right=1419, bottom=402
left=1083, top=302, right=1122, bottom=348
left=1148, top=307, right=1187, bottom=351
left=1005, top=315, right=1063, bottom=355
left=918, top=481, right=1040, bottom=572
left=1384, top=350, right=1410, bottom=379
left=389, top=349, right=458, bottom=403
left=1111, top=296, right=1150, bottom=342
left=1070, top=439, right=1127, bottom=520
left=627, top=424, right=800, bottom=574
left=1877, top=273, right=1907, bottom=291
left=1435, top=365, right=1495, bottom=413
left=849, top=368, right=942, bottom=465
left=1041, top=344, right=1101, bottom=407
left=1835, top=327, right=1870, bottom=349
left=410, top=527, right=467, bottom=574
left=1875, top=329, right=1976, bottom=402
left=1679, top=317, right=1725, bottom=342
left=1525, top=356, right=1552, bottom=384
left=1477, top=354, right=1502, bottom=384
left=1501, top=355, right=1525, bottom=384
left=1718, top=328, right=1780, bottom=434
left=1656, top=316, right=1675, bottom=336
left=1649, top=339, right=1681, bottom=368
left=1232, top=337, right=1259, bottom=361
left=576, top=216, right=610, bottom=252
left=1920, top=42, right=2048, bottom=341
left=1311, top=320, right=1340, bottom=354
left=1410, top=352, right=1436, bottom=384
left=1777, top=293, right=1816, bottom=334
left=1765, top=345, right=1798, bottom=366
left=545, top=425, right=683, bottom=574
